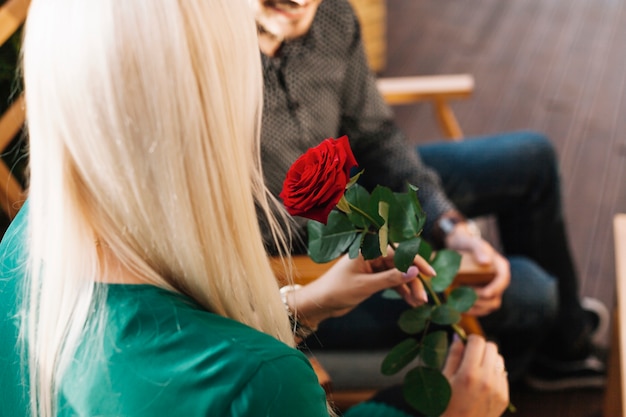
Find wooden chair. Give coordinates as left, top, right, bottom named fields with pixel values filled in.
left=348, top=0, right=473, bottom=140
left=272, top=254, right=495, bottom=410
left=377, top=75, right=474, bottom=140
left=0, top=0, right=30, bottom=219
left=347, top=0, right=387, bottom=73
left=604, top=214, right=626, bottom=417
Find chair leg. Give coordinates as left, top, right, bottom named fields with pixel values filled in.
left=459, top=314, right=484, bottom=337
left=434, top=99, right=464, bottom=140
left=604, top=308, right=622, bottom=417
left=0, top=95, right=25, bottom=150
left=0, top=95, right=25, bottom=219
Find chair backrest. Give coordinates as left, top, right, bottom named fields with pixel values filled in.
left=0, top=0, right=29, bottom=45
left=347, top=0, right=387, bottom=73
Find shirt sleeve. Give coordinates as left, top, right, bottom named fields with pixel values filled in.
left=229, top=353, right=330, bottom=417
left=336, top=3, right=457, bottom=236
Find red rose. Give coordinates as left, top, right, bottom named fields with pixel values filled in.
left=280, top=135, right=358, bottom=224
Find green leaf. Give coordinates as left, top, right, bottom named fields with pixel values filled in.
left=307, top=212, right=358, bottom=263
left=388, top=188, right=425, bottom=242
left=446, top=286, right=478, bottom=313
left=406, top=183, right=426, bottom=233
left=430, top=305, right=461, bottom=326
left=344, top=184, right=384, bottom=230
left=381, top=338, right=420, bottom=375
left=361, top=232, right=383, bottom=259
left=398, top=305, right=432, bottom=334
left=421, top=331, right=448, bottom=369
left=430, top=250, right=462, bottom=292
left=394, top=237, right=422, bottom=272
left=369, top=186, right=396, bottom=222
left=418, top=239, right=433, bottom=262
left=344, top=184, right=373, bottom=228
left=403, top=366, right=452, bottom=417
left=378, top=201, right=390, bottom=256
left=370, top=186, right=421, bottom=243
left=348, top=231, right=365, bottom=259
left=346, top=170, right=364, bottom=189
left=381, top=289, right=402, bottom=300
left=336, top=195, right=351, bottom=214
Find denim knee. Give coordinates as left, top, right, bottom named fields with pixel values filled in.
left=492, top=131, right=557, bottom=178
left=511, top=130, right=558, bottom=170
left=481, top=255, right=558, bottom=334
left=510, top=256, right=558, bottom=323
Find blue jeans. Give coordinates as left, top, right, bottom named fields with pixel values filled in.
left=308, top=131, right=589, bottom=381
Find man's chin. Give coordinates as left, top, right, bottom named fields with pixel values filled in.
left=257, top=15, right=306, bottom=40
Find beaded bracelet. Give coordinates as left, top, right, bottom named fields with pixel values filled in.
left=279, top=284, right=317, bottom=339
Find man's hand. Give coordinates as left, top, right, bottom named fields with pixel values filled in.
left=445, top=222, right=511, bottom=317
left=440, top=335, right=510, bottom=417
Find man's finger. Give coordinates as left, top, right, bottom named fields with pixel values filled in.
left=442, top=335, right=464, bottom=378
left=457, top=334, right=486, bottom=375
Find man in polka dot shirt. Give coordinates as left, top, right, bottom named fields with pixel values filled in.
left=252, top=0, right=607, bottom=391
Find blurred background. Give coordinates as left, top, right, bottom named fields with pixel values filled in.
left=2, top=0, right=625, bottom=415
left=372, top=0, right=626, bottom=415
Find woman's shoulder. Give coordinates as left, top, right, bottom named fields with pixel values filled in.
left=102, top=284, right=296, bottom=358
left=59, top=285, right=327, bottom=416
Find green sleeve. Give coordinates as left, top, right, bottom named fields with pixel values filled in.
left=0, top=201, right=30, bottom=417
left=230, top=353, right=330, bottom=417
left=344, top=401, right=415, bottom=417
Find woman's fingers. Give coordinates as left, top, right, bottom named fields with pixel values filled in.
left=413, top=254, right=437, bottom=277
left=406, top=275, right=428, bottom=304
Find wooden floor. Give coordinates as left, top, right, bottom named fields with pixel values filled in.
left=384, top=0, right=626, bottom=415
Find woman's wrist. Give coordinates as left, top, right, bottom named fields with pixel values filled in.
left=279, top=285, right=323, bottom=339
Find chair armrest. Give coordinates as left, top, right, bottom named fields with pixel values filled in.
left=271, top=256, right=339, bottom=287
left=271, top=252, right=494, bottom=287
left=0, top=0, right=30, bottom=45
left=376, top=74, right=475, bottom=106
left=604, top=214, right=626, bottom=416
left=0, top=94, right=25, bottom=151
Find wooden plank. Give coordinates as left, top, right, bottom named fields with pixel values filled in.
left=271, top=252, right=494, bottom=287
left=0, top=0, right=30, bottom=45
left=605, top=214, right=626, bottom=417
left=377, top=74, right=475, bottom=105
left=0, top=94, right=25, bottom=150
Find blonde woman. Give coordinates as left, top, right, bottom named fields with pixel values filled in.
left=0, top=0, right=508, bottom=416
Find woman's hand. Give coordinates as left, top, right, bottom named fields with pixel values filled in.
left=445, top=224, right=510, bottom=317
left=440, top=335, right=510, bottom=417
left=285, top=251, right=435, bottom=329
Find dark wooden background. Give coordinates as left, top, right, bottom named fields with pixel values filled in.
left=383, top=0, right=626, bottom=415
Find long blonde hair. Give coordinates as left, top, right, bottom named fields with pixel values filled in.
left=21, top=1, right=294, bottom=416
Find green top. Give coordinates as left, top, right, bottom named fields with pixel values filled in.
left=0, top=202, right=412, bottom=417
left=59, top=284, right=329, bottom=416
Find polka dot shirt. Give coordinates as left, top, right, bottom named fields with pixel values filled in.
left=260, top=0, right=455, bottom=249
